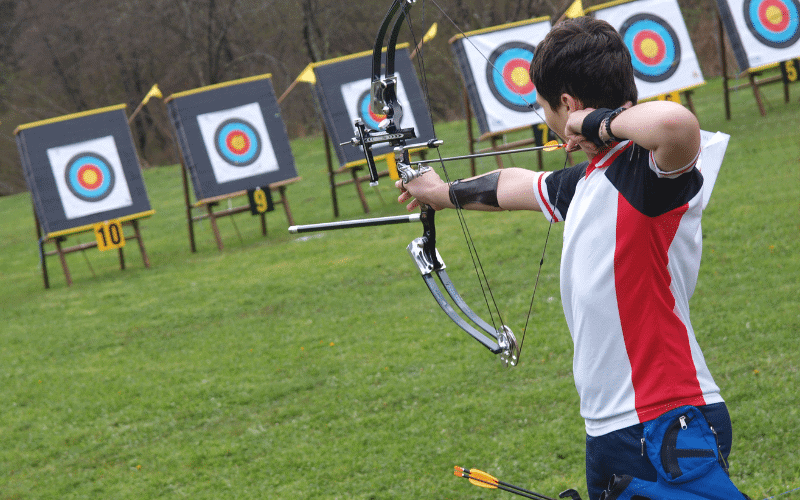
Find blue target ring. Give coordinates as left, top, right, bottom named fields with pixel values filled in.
left=486, top=42, right=539, bottom=112
left=65, top=152, right=115, bottom=202
left=620, top=14, right=681, bottom=83
left=214, top=118, right=262, bottom=167
left=744, top=0, right=800, bottom=48
left=358, top=89, right=388, bottom=130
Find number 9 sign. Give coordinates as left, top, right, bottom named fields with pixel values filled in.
left=247, top=186, right=274, bottom=215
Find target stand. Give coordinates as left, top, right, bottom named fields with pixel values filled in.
left=15, top=104, right=154, bottom=289
left=715, top=0, right=800, bottom=118
left=182, top=168, right=299, bottom=252
left=33, top=210, right=151, bottom=289
left=165, top=74, right=301, bottom=252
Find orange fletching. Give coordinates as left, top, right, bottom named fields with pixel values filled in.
left=543, top=140, right=564, bottom=152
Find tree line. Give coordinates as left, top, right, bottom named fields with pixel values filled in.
left=0, top=0, right=724, bottom=195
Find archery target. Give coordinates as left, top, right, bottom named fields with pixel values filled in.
left=621, top=14, right=681, bottom=82
left=451, top=19, right=551, bottom=134
left=716, top=0, right=800, bottom=70
left=65, top=152, right=115, bottom=201
left=214, top=118, right=262, bottom=166
left=591, top=0, right=704, bottom=99
left=341, top=76, right=418, bottom=133
left=47, top=136, right=133, bottom=220
left=744, top=0, right=800, bottom=47
left=197, top=102, right=279, bottom=184
left=486, top=42, right=540, bottom=111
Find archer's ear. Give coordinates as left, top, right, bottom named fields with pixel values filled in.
left=560, top=93, right=584, bottom=112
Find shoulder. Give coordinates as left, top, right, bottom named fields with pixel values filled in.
left=606, top=143, right=703, bottom=217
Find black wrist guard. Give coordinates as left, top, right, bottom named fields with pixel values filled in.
left=581, top=108, right=614, bottom=147
left=449, top=171, right=501, bottom=208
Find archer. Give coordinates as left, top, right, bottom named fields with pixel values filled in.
left=398, top=16, right=748, bottom=500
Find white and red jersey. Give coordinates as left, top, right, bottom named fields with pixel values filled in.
left=532, top=141, right=723, bottom=437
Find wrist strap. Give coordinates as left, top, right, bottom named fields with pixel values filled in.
left=581, top=108, right=613, bottom=147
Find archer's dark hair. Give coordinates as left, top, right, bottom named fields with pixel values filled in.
left=530, top=17, right=638, bottom=111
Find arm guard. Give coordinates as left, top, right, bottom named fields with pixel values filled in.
left=449, top=171, right=501, bottom=208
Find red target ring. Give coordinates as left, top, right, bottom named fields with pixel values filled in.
left=759, top=0, right=791, bottom=31
left=502, top=59, right=536, bottom=95
left=77, top=164, right=103, bottom=190
left=226, top=130, right=251, bottom=155
left=632, top=30, right=667, bottom=66
left=744, top=0, right=800, bottom=48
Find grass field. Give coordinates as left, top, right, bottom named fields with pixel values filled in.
left=1, top=76, right=798, bottom=499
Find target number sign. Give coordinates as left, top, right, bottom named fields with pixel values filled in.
left=93, top=219, right=126, bottom=251
left=744, top=0, right=800, bottom=48
left=247, top=186, right=274, bottom=215
left=533, top=123, right=554, bottom=146
left=781, top=57, right=800, bottom=81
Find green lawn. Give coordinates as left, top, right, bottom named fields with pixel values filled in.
left=1, top=76, right=798, bottom=499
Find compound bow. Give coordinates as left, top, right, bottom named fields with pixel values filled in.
left=290, top=0, right=566, bottom=368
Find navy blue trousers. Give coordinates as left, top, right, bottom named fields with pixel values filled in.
left=585, top=403, right=732, bottom=500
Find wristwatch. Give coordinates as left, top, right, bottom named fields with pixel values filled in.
left=602, top=107, right=626, bottom=143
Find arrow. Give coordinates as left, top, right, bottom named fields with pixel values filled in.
left=454, top=466, right=557, bottom=500
left=409, top=141, right=565, bottom=166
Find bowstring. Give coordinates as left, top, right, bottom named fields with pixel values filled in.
left=409, top=0, right=573, bottom=364
left=404, top=2, right=506, bottom=336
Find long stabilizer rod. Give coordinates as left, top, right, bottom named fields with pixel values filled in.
left=289, top=213, right=422, bottom=234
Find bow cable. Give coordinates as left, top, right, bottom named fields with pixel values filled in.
left=404, top=4, right=507, bottom=347
left=407, top=0, right=572, bottom=364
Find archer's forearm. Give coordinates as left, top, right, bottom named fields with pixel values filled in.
left=448, top=168, right=543, bottom=212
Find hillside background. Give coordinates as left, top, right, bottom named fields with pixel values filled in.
left=0, top=0, right=734, bottom=195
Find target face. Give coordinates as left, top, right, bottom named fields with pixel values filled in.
left=358, top=89, right=387, bottom=130
left=620, top=14, right=681, bottom=82
left=486, top=42, right=539, bottom=111
left=196, top=102, right=279, bottom=185
left=65, top=153, right=115, bottom=201
left=213, top=119, right=262, bottom=166
left=743, top=0, right=800, bottom=47
left=46, top=135, right=133, bottom=220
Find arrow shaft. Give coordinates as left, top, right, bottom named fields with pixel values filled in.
left=458, top=468, right=556, bottom=500
left=409, top=144, right=564, bottom=166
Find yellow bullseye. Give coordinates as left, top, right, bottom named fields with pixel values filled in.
left=640, top=38, right=659, bottom=59
left=82, top=169, right=98, bottom=185
left=765, top=5, right=783, bottom=25
left=510, top=66, right=530, bottom=86
left=230, top=134, right=246, bottom=151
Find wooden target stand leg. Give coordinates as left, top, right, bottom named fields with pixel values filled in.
left=184, top=170, right=300, bottom=252
left=33, top=204, right=151, bottom=289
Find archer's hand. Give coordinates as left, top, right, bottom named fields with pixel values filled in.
left=564, top=108, right=602, bottom=156
left=396, top=169, right=450, bottom=211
